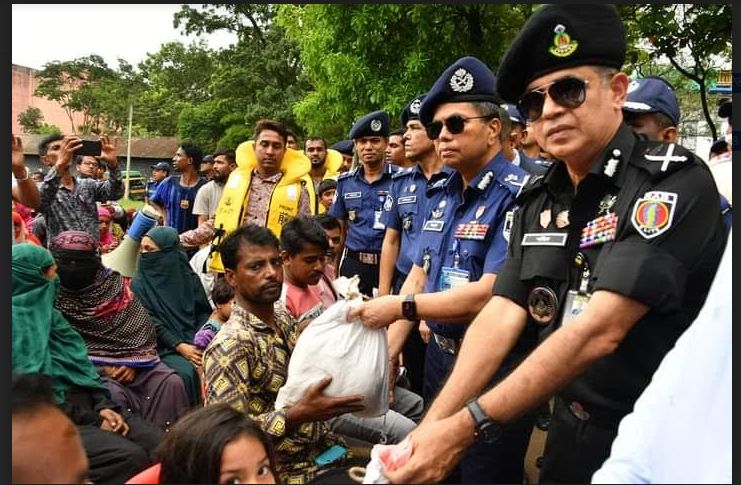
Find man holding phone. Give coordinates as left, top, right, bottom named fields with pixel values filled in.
left=37, top=134, right=123, bottom=244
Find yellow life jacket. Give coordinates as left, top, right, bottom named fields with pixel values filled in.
left=303, top=149, right=343, bottom=214
left=208, top=141, right=311, bottom=272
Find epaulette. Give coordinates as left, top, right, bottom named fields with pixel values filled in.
left=515, top=173, right=545, bottom=203
left=391, top=167, right=415, bottom=180
left=631, top=140, right=699, bottom=182
left=496, top=164, right=530, bottom=198
left=337, top=168, right=357, bottom=181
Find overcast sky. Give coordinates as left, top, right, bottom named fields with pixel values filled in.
left=12, top=4, right=238, bottom=70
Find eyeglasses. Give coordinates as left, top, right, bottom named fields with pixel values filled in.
left=425, top=114, right=497, bottom=140
left=518, top=76, right=590, bottom=122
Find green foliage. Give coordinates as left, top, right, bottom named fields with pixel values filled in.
left=217, top=125, right=252, bottom=151
left=17, top=107, right=44, bottom=133
left=277, top=4, right=531, bottom=139
left=37, top=123, right=62, bottom=136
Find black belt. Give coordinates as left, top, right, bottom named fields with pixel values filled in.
left=346, top=249, right=380, bottom=265
left=433, top=333, right=462, bottom=355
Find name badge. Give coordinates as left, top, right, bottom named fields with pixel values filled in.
left=522, top=232, right=568, bottom=247
left=439, top=267, right=470, bottom=291
left=422, top=220, right=445, bottom=232
left=344, top=192, right=362, bottom=200
left=397, top=195, right=417, bottom=205
left=373, top=210, right=385, bottom=230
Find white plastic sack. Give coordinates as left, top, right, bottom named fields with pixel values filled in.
left=275, top=293, right=389, bottom=418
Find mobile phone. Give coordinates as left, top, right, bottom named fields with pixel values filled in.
left=77, top=139, right=102, bottom=157
left=314, top=445, right=348, bottom=466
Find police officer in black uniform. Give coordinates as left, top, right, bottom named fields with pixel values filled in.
left=357, top=5, right=727, bottom=484
left=329, top=111, right=398, bottom=297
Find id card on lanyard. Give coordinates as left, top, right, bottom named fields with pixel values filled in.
left=439, top=239, right=470, bottom=290
left=560, top=253, right=592, bottom=327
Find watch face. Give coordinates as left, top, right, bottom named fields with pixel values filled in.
left=478, top=421, right=503, bottom=443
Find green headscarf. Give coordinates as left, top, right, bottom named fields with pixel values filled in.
left=131, top=227, right=212, bottom=351
left=12, top=244, right=108, bottom=404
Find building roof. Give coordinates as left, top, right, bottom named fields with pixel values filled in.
left=19, top=133, right=180, bottom=159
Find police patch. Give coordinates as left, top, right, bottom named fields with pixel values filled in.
left=410, top=99, right=422, bottom=114
left=370, top=119, right=382, bottom=132
left=631, top=191, right=677, bottom=239
left=384, top=194, right=393, bottom=211
left=449, top=68, right=474, bottom=93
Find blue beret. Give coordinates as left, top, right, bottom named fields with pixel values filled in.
left=502, top=103, right=527, bottom=126
left=401, top=94, right=427, bottom=126
left=419, top=56, right=502, bottom=125
left=496, top=4, right=626, bottom=103
left=330, top=139, right=354, bottom=156
left=623, top=77, right=680, bottom=126
left=349, top=110, right=390, bottom=139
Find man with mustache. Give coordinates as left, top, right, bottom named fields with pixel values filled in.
left=203, top=224, right=367, bottom=484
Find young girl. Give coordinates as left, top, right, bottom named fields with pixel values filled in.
left=193, top=277, right=235, bottom=350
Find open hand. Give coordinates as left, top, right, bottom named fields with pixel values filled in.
left=347, top=295, right=403, bottom=329
left=289, top=376, right=365, bottom=423
left=99, top=408, right=130, bottom=436
left=176, top=342, right=203, bottom=367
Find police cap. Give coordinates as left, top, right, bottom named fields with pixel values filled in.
left=496, top=4, right=626, bottom=103
left=401, top=94, right=427, bottom=126
left=330, top=139, right=354, bottom=156
left=349, top=110, right=390, bottom=139
left=502, top=103, right=527, bottom=127
left=623, top=77, right=680, bottom=126
left=419, top=56, right=503, bottom=125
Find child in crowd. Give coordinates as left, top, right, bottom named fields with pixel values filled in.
left=193, top=277, right=235, bottom=350
left=317, top=178, right=338, bottom=212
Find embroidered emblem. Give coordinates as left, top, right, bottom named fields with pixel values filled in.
left=475, top=205, right=486, bottom=220
left=528, top=286, right=559, bottom=326
left=540, top=209, right=552, bottom=228
left=644, top=143, right=687, bottom=172
left=409, top=184, right=416, bottom=193
left=449, top=68, right=474, bottom=93
left=438, top=200, right=447, bottom=208
left=383, top=194, right=393, bottom=211
left=631, top=191, right=678, bottom=239
left=598, top=194, right=617, bottom=215
left=476, top=171, right=494, bottom=191
left=370, top=119, right=382, bottom=132
left=180, top=199, right=190, bottom=209
left=410, top=98, right=422, bottom=114
left=555, top=210, right=570, bottom=229
left=549, top=24, right=579, bottom=58
left=348, top=210, right=357, bottom=221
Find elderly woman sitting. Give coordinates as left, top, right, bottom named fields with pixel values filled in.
left=50, top=231, right=190, bottom=430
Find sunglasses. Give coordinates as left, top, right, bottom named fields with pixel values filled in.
left=518, top=76, right=590, bottom=122
left=425, top=114, right=497, bottom=140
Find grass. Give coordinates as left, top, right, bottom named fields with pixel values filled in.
left=118, top=197, right=145, bottom=211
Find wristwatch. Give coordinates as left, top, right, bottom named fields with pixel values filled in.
left=465, top=398, right=503, bottom=443
left=401, top=294, right=419, bottom=322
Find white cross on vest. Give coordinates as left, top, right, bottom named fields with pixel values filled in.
left=644, top=143, right=688, bottom=172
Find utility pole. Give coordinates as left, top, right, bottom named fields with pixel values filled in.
left=124, top=102, right=133, bottom=199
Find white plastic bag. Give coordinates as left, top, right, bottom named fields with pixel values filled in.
left=275, top=283, right=389, bottom=418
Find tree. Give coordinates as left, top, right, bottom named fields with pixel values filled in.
left=34, top=55, right=117, bottom=134
left=619, top=4, right=732, bottom=140
left=277, top=5, right=531, bottom=140
left=17, top=107, right=44, bottom=133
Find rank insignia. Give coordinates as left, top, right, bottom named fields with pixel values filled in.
left=598, top=194, right=616, bottom=214
left=475, top=205, right=486, bottom=221
left=540, top=209, right=552, bottom=228
left=631, top=191, right=677, bottom=239
left=348, top=210, right=356, bottom=222
left=431, top=209, right=444, bottom=219
left=527, top=286, right=559, bottom=326
left=555, top=210, right=570, bottom=229
left=476, top=171, right=494, bottom=191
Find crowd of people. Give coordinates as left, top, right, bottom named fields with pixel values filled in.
left=12, top=4, right=731, bottom=485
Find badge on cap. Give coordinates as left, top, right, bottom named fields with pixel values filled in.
left=549, top=24, right=579, bottom=58
left=528, top=286, right=559, bottom=326
left=410, top=99, right=422, bottom=115
left=450, top=68, right=474, bottom=93
left=631, top=191, right=677, bottom=239
left=370, top=119, right=382, bottom=132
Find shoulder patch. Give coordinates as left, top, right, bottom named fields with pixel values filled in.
left=337, top=169, right=356, bottom=181
left=514, top=173, right=544, bottom=202
left=391, top=168, right=414, bottom=180
left=632, top=141, right=698, bottom=180
left=498, top=166, right=530, bottom=197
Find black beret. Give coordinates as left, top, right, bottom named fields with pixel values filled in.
left=349, top=110, right=390, bottom=139
left=419, top=56, right=502, bottom=125
left=330, top=139, right=354, bottom=156
left=718, top=100, right=732, bottom=121
left=496, top=4, right=626, bottom=103
left=502, top=103, right=527, bottom=126
left=401, top=94, right=427, bottom=126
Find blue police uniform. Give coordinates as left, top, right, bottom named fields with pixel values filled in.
left=417, top=154, right=537, bottom=484
left=382, top=165, right=453, bottom=291
left=329, top=110, right=398, bottom=297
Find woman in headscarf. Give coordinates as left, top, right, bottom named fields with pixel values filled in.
left=97, top=206, right=119, bottom=254
left=12, top=243, right=161, bottom=485
left=50, top=231, right=190, bottom=430
left=131, top=226, right=212, bottom=405
left=12, top=210, right=42, bottom=245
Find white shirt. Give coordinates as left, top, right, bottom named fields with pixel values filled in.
left=592, top=232, right=732, bottom=484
